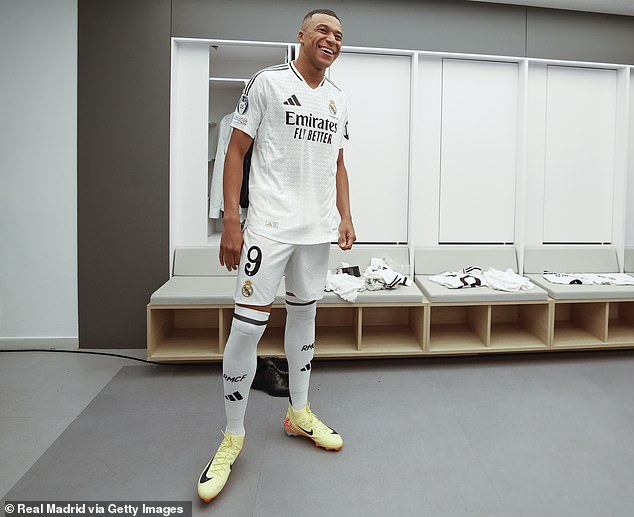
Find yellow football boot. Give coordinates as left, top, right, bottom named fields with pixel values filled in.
left=284, top=402, right=343, bottom=451
left=197, top=432, right=244, bottom=502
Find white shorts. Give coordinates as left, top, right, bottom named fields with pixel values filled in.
left=234, top=228, right=330, bottom=306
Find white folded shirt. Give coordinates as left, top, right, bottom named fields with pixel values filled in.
left=543, top=272, right=634, bottom=286
left=364, top=258, right=412, bottom=291
left=428, top=266, right=487, bottom=289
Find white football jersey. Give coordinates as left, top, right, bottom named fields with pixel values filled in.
left=231, top=61, right=349, bottom=245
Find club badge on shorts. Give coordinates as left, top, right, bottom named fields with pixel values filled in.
left=241, top=280, right=254, bottom=297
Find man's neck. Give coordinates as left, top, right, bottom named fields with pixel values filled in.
left=293, top=57, right=326, bottom=89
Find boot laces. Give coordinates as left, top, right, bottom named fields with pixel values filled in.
left=210, top=431, right=241, bottom=476
left=298, top=403, right=331, bottom=434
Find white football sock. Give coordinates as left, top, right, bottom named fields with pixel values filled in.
left=284, top=294, right=317, bottom=410
left=223, top=305, right=269, bottom=435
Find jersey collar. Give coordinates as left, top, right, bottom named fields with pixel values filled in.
left=290, top=60, right=326, bottom=88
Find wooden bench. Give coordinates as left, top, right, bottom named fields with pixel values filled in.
left=523, top=246, right=634, bottom=350
left=147, top=245, right=634, bottom=361
left=414, top=246, right=551, bottom=355
left=147, top=245, right=425, bottom=362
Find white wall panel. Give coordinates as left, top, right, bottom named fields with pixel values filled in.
left=0, top=0, right=78, bottom=346
left=439, top=59, right=519, bottom=243
left=170, top=41, right=210, bottom=265
left=411, top=57, right=443, bottom=247
left=329, top=53, right=410, bottom=243
left=627, top=69, right=634, bottom=247
left=543, top=66, right=617, bottom=243
left=524, top=63, right=548, bottom=247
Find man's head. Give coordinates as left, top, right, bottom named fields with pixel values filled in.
left=297, top=9, right=343, bottom=70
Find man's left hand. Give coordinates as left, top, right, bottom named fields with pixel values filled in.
left=338, top=219, right=356, bottom=250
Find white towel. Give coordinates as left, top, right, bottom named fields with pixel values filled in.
left=483, top=268, right=534, bottom=292
left=325, top=270, right=365, bottom=302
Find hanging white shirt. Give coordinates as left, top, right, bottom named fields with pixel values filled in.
left=209, top=113, right=234, bottom=219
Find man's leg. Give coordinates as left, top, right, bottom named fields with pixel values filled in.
left=283, top=293, right=316, bottom=410
left=222, top=304, right=270, bottom=435
left=198, top=229, right=290, bottom=502
left=282, top=243, right=343, bottom=451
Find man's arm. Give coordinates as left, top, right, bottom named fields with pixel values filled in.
left=336, top=148, right=356, bottom=250
left=219, top=128, right=254, bottom=271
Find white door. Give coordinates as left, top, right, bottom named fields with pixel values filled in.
left=329, top=52, right=411, bottom=243
left=438, top=59, right=519, bottom=244
left=542, top=66, right=617, bottom=243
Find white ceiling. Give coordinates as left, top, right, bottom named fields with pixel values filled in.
left=467, top=0, right=634, bottom=16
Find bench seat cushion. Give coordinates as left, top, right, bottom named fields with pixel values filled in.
left=321, top=283, right=424, bottom=304
left=151, top=276, right=424, bottom=305
left=150, top=276, right=238, bottom=305
left=625, top=247, right=634, bottom=274
left=415, top=246, right=518, bottom=275
left=523, top=246, right=619, bottom=274
left=526, top=274, right=634, bottom=300
left=416, top=275, right=549, bottom=303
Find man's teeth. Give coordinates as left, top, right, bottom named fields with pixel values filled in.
left=320, top=47, right=334, bottom=55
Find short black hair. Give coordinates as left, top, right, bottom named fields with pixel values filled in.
left=302, top=9, right=340, bottom=25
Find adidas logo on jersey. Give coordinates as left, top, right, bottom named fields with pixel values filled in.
left=283, top=94, right=301, bottom=106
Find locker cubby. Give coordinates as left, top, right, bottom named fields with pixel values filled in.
left=428, top=305, right=489, bottom=352
left=552, top=302, right=608, bottom=348
left=489, top=304, right=550, bottom=350
left=147, top=306, right=221, bottom=361
left=607, top=302, right=634, bottom=345
left=251, top=307, right=286, bottom=356
left=360, top=306, right=424, bottom=355
left=314, top=306, right=360, bottom=357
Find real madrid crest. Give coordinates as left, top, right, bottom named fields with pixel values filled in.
left=237, top=94, right=249, bottom=115
left=241, top=280, right=254, bottom=297
left=329, top=99, right=337, bottom=116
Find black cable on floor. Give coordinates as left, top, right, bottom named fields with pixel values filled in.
left=0, top=349, right=208, bottom=366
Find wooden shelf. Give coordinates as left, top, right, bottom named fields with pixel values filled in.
left=429, top=323, right=487, bottom=351
left=150, top=329, right=221, bottom=361
left=553, top=321, right=605, bottom=347
left=606, top=321, right=634, bottom=344
left=360, top=325, right=423, bottom=354
left=606, top=301, right=634, bottom=345
left=258, top=326, right=285, bottom=355
left=315, top=326, right=358, bottom=354
left=552, top=302, right=608, bottom=348
left=145, top=297, right=634, bottom=360
left=489, top=323, right=549, bottom=350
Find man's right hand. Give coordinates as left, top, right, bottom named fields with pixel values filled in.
left=219, top=218, right=243, bottom=271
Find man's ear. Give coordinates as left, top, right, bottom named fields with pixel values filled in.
left=297, top=30, right=304, bottom=45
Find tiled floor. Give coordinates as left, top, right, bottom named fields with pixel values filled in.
left=2, top=349, right=634, bottom=516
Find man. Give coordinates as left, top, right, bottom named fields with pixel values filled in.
left=197, top=8, right=355, bottom=502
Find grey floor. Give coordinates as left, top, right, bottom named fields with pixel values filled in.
left=2, top=349, right=634, bottom=517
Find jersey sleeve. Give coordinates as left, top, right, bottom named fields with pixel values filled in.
left=340, top=117, right=350, bottom=149
left=230, top=73, right=266, bottom=139
left=339, top=106, right=350, bottom=150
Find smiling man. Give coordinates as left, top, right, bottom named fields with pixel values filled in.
left=197, top=9, right=356, bottom=502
